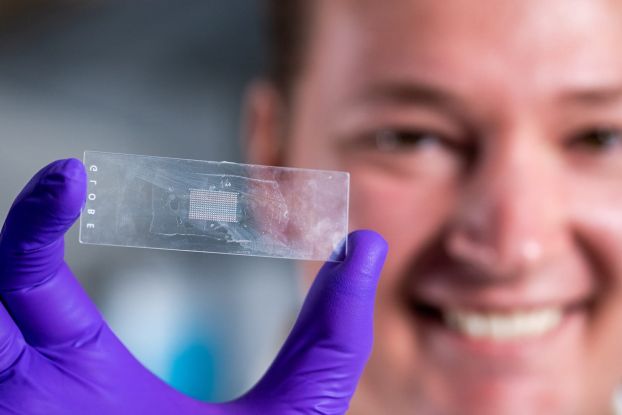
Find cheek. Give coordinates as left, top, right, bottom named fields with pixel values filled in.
left=570, top=175, right=622, bottom=290
left=348, top=167, right=456, bottom=290
left=567, top=175, right=622, bottom=401
left=348, top=168, right=460, bottom=397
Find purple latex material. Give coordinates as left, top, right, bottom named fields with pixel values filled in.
left=0, top=159, right=388, bottom=415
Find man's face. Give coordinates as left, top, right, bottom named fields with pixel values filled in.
left=249, top=0, right=622, bottom=413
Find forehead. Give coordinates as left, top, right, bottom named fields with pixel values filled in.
left=307, top=0, right=622, bottom=99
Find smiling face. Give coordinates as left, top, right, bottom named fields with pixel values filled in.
left=247, top=0, right=622, bottom=413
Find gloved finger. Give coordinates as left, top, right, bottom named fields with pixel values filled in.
left=0, top=159, right=103, bottom=348
left=0, top=301, right=26, bottom=375
left=242, top=230, right=388, bottom=413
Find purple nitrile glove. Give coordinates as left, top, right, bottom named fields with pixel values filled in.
left=0, top=159, right=388, bottom=415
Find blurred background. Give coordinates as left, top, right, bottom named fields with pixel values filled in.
left=0, top=0, right=301, bottom=402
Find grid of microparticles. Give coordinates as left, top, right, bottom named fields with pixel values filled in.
left=188, top=188, right=239, bottom=223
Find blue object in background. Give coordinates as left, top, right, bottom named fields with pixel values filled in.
left=170, top=332, right=219, bottom=402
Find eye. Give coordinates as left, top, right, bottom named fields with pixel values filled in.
left=567, top=127, right=622, bottom=152
left=370, top=129, right=452, bottom=152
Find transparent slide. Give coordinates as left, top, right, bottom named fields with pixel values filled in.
left=79, top=151, right=349, bottom=261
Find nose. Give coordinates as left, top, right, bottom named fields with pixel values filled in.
left=446, top=135, right=567, bottom=278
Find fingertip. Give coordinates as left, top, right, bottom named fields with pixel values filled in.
left=348, top=230, right=388, bottom=257
left=345, top=230, right=388, bottom=271
left=326, top=230, right=388, bottom=291
left=35, top=158, right=87, bottom=219
left=45, top=158, right=86, bottom=190
left=54, top=158, right=86, bottom=183
left=2, top=159, right=87, bottom=251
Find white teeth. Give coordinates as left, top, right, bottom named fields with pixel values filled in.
left=444, top=308, right=562, bottom=341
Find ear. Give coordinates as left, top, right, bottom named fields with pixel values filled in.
left=241, top=80, right=287, bottom=167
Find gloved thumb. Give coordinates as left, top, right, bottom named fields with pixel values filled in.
left=0, top=159, right=104, bottom=348
left=1, top=158, right=85, bottom=274
left=233, top=230, right=388, bottom=414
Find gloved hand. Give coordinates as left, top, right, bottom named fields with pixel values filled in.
left=0, top=159, right=388, bottom=415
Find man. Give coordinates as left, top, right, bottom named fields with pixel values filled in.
left=2, top=0, right=622, bottom=414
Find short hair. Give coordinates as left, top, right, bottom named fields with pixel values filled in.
left=265, top=0, right=309, bottom=96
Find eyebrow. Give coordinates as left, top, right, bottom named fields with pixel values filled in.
left=361, top=82, right=622, bottom=112
left=358, top=81, right=470, bottom=117
left=559, top=86, right=622, bottom=105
